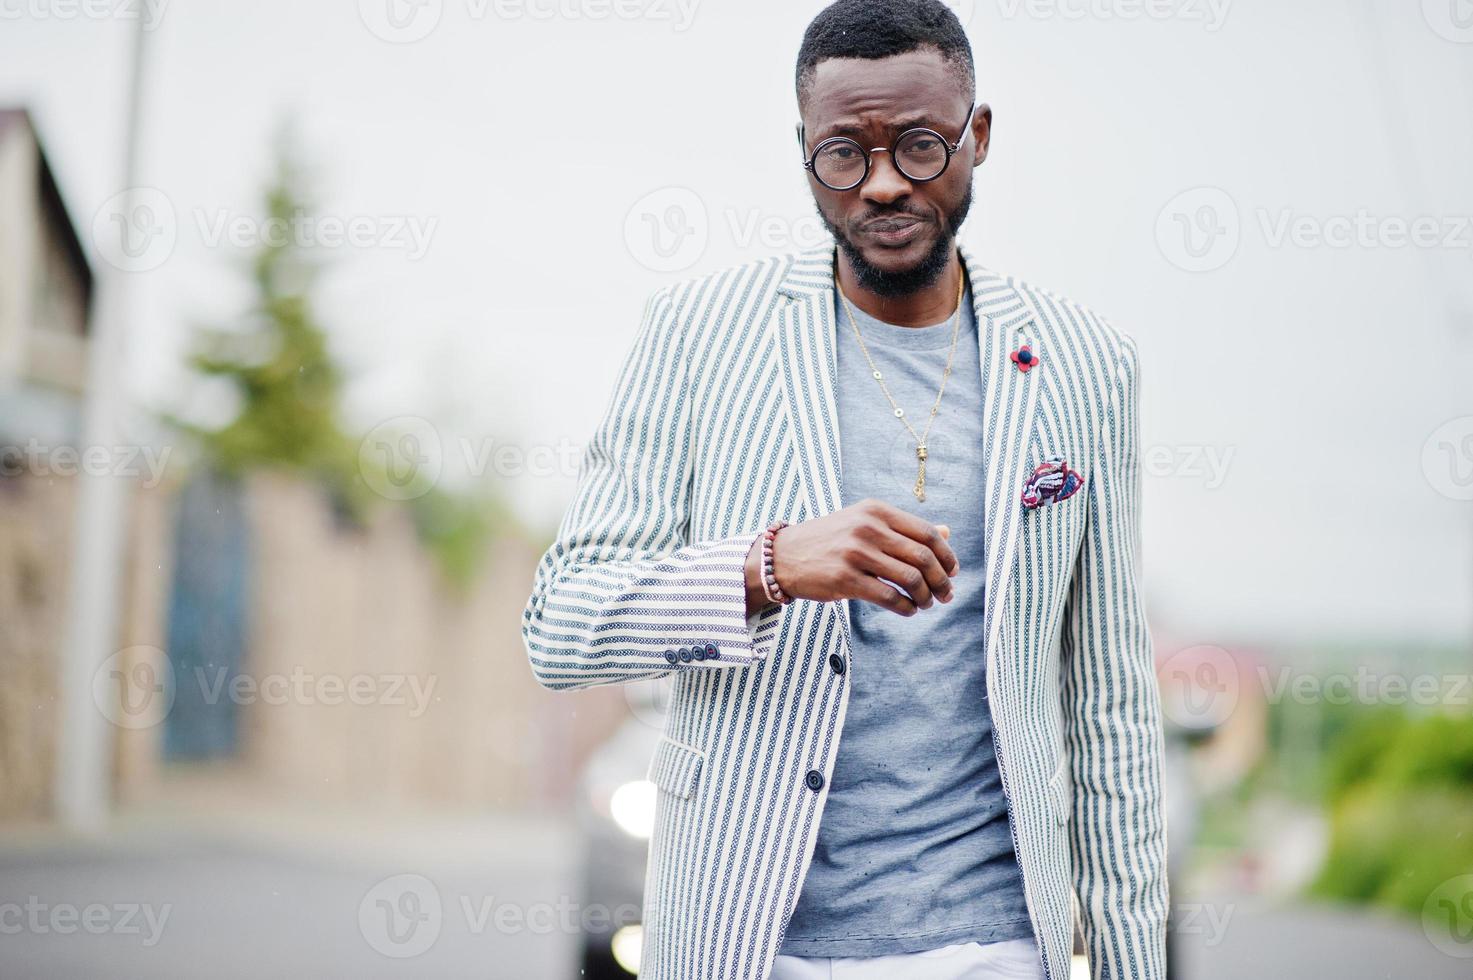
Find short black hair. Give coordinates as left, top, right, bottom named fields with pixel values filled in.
left=795, top=0, right=975, bottom=110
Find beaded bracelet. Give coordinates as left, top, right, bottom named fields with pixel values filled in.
left=760, top=520, right=794, bottom=605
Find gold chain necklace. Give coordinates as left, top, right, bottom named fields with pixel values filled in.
left=835, top=263, right=966, bottom=503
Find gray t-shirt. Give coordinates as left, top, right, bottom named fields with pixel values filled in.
left=777, top=281, right=1033, bottom=957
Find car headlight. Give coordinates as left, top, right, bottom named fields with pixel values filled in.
left=611, top=924, right=643, bottom=974
left=609, top=779, right=656, bottom=839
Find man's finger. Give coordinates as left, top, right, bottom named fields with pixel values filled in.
left=895, top=514, right=959, bottom=576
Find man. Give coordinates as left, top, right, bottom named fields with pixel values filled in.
left=521, top=1, right=1168, bottom=978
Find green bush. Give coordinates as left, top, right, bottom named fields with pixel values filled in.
left=1309, top=709, right=1473, bottom=926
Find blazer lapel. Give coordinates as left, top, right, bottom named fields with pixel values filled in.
left=775, top=244, right=851, bottom=644
left=960, top=242, right=1045, bottom=671
left=773, top=240, right=1042, bottom=664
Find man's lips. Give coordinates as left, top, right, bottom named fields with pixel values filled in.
left=862, top=216, right=926, bottom=246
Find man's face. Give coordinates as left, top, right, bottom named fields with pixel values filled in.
left=800, top=48, right=990, bottom=296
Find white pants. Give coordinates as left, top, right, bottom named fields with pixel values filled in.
left=769, top=938, right=1047, bottom=980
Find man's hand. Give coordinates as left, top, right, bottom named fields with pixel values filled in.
left=745, top=498, right=959, bottom=617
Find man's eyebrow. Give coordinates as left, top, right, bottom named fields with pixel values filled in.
left=820, top=113, right=944, bottom=140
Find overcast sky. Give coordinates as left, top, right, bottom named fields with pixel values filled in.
left=2, top=0, right=1471, bottom=646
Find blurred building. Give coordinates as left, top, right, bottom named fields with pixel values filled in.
left=0, top=106, right=94, bottom=821
left=0, top=108, right=624, bottom=826
left=0, top=107, right=92, bottom=395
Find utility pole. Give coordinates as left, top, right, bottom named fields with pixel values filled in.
left=55, top=18, right=150, bottom=831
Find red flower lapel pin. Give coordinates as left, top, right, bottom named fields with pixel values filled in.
left=1010, top=343, right=1039, bottom=373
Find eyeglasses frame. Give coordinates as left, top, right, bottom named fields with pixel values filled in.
left=797, top=101, right=978, bottom=191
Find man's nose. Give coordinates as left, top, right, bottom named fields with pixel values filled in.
left=858, top=150, right=912, bottom=206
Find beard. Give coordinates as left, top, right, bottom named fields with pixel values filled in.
left=818, top=181, right=973, bottom=298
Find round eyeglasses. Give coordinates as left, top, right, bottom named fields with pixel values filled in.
left=799, top=102, right=976, bottom=192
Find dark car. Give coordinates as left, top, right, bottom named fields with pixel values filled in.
left=573, top=679, right=668, bottom=978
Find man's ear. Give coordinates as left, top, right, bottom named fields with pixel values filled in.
left=971, top=103, right=992, bottom=167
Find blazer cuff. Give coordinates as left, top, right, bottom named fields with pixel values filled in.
left=689, top=530, right=783, bottom=666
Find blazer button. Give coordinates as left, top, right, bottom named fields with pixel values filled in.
left=689, top=645, right=706, bottom=661
left=805, top=770, right=825, bottom=792
left=679, top=647, right=693, bottom=663
left=828, top=653, right=846, bottom=676
left=664, top=649, right=679, bottom=665
left=704, top=643, right=720, bottom=660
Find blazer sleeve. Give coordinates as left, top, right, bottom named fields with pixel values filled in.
left=1059, top=330, right=1171, bottom=980
left=521, top=284, right=785, bottom=691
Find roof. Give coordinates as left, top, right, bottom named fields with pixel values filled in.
left=0, top=107, right=94, bottom=318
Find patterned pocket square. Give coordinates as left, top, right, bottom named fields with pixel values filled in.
left=1020, top=455, right=1083, bottom=509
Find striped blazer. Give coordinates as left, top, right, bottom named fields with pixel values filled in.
left=521, top=241, right=1168, bottom=980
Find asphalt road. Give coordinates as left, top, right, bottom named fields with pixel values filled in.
left=1, top=833, right=1464, bottom=979
left=0, top=832, right=580, bottom=980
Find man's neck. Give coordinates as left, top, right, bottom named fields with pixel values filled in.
left=835, top=247, right=965, bottom=328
